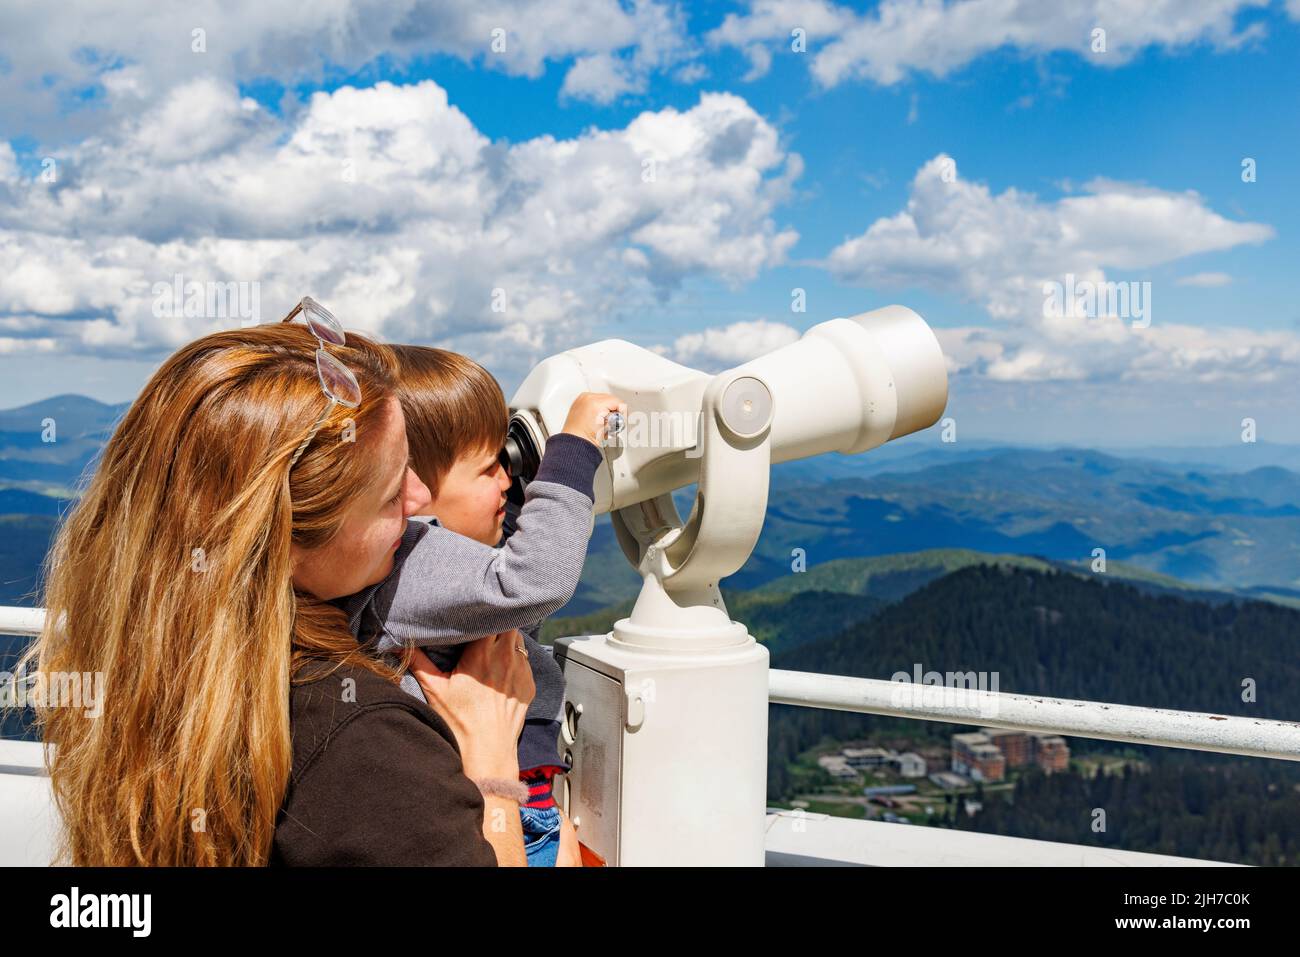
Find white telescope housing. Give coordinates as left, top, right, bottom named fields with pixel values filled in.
left=509, top=304, right=948, bottom=518
left=506, top=305, right=949, bottom=865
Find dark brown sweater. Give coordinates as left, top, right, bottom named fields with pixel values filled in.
left=270, top=658, right=498, bottom=866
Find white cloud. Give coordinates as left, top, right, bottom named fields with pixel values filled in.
left=1176, top=271, right=1233, bottom=287
left=0, top=143, right=18, bottom=183
left=674, top=62, right=710, bottom=84
left=655, top=318, right=801, bottom=368
left=563, top=53, right=643, bottom=103
left=741, top=44, right=775, bottom=81
left=0, top=0, right=698, bottom=140
left=0, top=79, right=800, bottom=375
left=709, top=0, right=852, bottom=77
left=709, top=0, right=1271, bottom=88
left=827, top=155, right=1272, bottom=316
left=935, top=320, right=1300, bottom=385
left=131, top=77, right=265, bottom=164
left=560, top=0, right=695, bottom=103
left=827, top=154, right=1288, bottom=384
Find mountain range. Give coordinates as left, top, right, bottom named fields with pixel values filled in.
left=3, top=394, right=1300, bottom=609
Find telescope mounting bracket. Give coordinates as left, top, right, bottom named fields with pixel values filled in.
left=608, top=372, right=773, bottom=650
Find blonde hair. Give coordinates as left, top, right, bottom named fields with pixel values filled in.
left=14, top=322, right=413, bottom=865
left=390, top=345, right=508, bottom=498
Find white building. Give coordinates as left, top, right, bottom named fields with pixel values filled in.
left=894, top=752, right=927, bottom=778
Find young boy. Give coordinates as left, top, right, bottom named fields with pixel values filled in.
left=330, top=344, right=620, bottom=866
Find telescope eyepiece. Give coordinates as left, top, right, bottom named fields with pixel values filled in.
left=502, top=412, right=542, bottom=508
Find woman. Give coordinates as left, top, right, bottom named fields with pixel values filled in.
left=19, top=312, right=549, bottom=865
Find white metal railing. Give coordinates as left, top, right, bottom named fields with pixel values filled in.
left=1, top=605, right=1287, bottom=866
left=769, top=669, right=1300, bottom=762
left=7, top=604, right=1299, bottom=762
left=0, top=606, right=43, bottom=639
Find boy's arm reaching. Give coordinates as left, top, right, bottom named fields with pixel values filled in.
left=365, top=432, right=603, bottom=652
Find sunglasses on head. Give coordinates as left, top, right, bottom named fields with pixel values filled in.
left=280, top=296, right=362, bottom=468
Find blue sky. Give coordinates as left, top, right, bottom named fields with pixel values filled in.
left=1, top=0, right=1298, bottom=445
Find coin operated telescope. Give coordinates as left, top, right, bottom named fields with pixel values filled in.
left=503, top=305, right=949, bottom=865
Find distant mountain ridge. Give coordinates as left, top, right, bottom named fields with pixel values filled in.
left=0, top=393, right=129, bottom=489
left=543, top=545, right=1292, bottom=651
left=3, top=394, right=1300, bottom=608
left=562, top=446, right=1300, bottom=615
left=749, top=445, right=1300, bottom=592
left=774, top=562, right=1300, bottom=717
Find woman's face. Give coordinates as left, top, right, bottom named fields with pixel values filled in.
left=290, top=396, right=432, bottom=601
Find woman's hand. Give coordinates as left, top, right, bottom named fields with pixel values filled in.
left=409, top=632, right=534, bottom=780
left=410, top=633, right=535, bottom=867
left=555, top=806, right=583, bottom=867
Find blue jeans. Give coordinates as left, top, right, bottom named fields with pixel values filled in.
left=521, top=804, right=562, bottom=867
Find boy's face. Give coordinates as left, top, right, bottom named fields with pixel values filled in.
left=424, top=442, right=512, bottom=546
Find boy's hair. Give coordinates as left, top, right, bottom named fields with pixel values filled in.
left=391, top=345, right=509, bottom=499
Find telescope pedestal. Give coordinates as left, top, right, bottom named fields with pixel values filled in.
left=554, top=625, right=769, bottom=866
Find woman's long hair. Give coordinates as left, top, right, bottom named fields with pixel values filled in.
left=14, top=322, right=409, bottom=865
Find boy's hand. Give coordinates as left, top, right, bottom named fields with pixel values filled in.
left=560, top=392, right=626, bottom=449
left=555, top=806, right=583, bottom=867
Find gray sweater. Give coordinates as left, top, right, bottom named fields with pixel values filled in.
left=329, top=432, right=604, bottom=773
